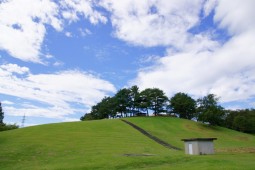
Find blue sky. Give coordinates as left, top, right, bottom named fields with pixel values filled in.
left=1, top=0, right=255, bottom=126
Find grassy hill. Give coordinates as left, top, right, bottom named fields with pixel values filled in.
left=0, top=117, right=254, bottom=170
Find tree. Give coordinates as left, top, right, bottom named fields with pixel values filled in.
left=0, top=102, right=19, bottom=131
left=140, top=88, right=168, bottom=116
left=114, top=88, right=131, bottom=117
left=82, top=96, right=118, bottom=120
left=233, top=115, right=251, bottom=133
left=80, top=113, right=93, bottom=121
left=225, top=109, right=255, bottom=133
left=169, top=92, right=196, bottom=120
left=98, top=96, right=117, bottom=118
left=196, top=94, right=225, bottom=126
left=139, top=89, right=151, bottom=116
left=129, top=85, right=140, bottom=116
left=0, top=102, right=4, bottom=124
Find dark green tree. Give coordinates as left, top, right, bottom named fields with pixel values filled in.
left=80, top=113, right=94, bottom=121
left=140, top=88, right=168, bottom=116
left=169, top=92, right=196, bottom=120
left=99, top=96, right=117, bottom=118
left=89, top=103, right=101, bottom=119
left=129, top=85, right=140, bottom=116
left=233, top=115, right=251, bottom=132
left=196, top=94, right=225, bottom=126
left=114, top=88, right=131, bottom=117
left=225, top=109, right=255, bottom=133
left=86, top=96, right=117, bottom=120
left=0, top=102, right=19, bottom=131
left=139, top=89, right=151, bottom=116
left=0, top=102, right=4, bottom=124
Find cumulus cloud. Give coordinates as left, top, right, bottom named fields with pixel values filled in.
left=0, top=0, right=107, bottom=63
left=131, top=0, right=255, bottom=103
left=0, top=63, right=30, bottom=75
left=100, top=0, right=204, bottom=48
left=0, top=63, right=116, bottom=119
left=0, top=0, right=61, bottom=63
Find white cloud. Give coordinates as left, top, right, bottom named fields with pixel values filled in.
left=0, top=63, right=29, bottom=75
left=62, top=117, right=80, bottom=122
left=1, top=100, right=14, bottom=105
left=100, top=0, right=204, bottom=48
left=0, top=63, right=116, bottom=119
left=53, top=61, right=64, bottom=67
left=65, top=31, right=73, bottom=37
left=0, top=0, right=61, bottom=63
left=60, top=0, right=107, bottom=24
left=131, top=1, right=255, bottom=103
left=214, top=0, right=255, bottom=35
left=203, top=0, right=217, bottom=17
left=79, top=28, right=92, bottom=36
left=0, top=0, right=107, bottom=63
left=45, top=54, right=54, bottom=59
left=139, top=55, right=161, bottom=64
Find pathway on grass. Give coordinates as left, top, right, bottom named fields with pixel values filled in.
left=121, top=119, right=181, bottom=150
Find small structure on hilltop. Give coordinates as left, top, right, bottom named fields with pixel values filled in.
left=181, top=138, right=217, bottom=155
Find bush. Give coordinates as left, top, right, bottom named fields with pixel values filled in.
left=0, top=123, right=19, bottom=131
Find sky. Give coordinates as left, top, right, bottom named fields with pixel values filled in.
left=0, top=0, right=255, bottom=127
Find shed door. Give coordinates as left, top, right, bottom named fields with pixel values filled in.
left=188, top=143, right=193, bottom=155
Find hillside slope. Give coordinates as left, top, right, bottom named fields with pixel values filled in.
left=0, top=117, right=254, bottom=170
left=127, top=117, right=255, bottom=149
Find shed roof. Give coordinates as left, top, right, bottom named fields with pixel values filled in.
left=181, top=138, right=217, bottom=141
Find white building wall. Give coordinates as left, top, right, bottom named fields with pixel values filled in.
left=184, top=140, right=215, bottom=155
left=198, top=141, right=214, bottom=154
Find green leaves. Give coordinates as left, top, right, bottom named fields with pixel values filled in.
left=225, top=109, right=255, bottom=133
left=80, top=88, right=229, bottom=128
left=196, top=94, right=225, bottom=126
left=140, top=88, right=168, bottom=116
left=169, top=92, right=196, bottom=120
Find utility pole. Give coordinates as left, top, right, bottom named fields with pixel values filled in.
left=21, top=114, right=26, bottom=127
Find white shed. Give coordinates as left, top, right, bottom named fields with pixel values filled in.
left=181, top=138, right=217, bottom=155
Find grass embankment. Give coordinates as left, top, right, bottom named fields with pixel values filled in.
left=0, top=117, right=254, bottom=169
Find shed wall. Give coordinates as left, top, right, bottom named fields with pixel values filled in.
left=198, top=141, right=214, bottom=154
left=184, top=141, right=199, bottom=155
left=184, top=140, right=215, bottom=155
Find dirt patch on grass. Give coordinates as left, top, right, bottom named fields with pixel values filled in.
left=216, top=147, right=255, bottom=153
left=122, top=153, right=156, bottom=157
left=235, top=136, right=250, bottom=141
left=184, top=123, right=210, bottom=132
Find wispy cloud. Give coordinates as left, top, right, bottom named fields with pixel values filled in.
left=1, top=100, right=14, bottom=105
left=79, top=28, right=92, bottom=37
left=0, top=63, right=116, bottom=120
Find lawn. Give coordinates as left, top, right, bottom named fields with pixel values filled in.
left=0, top=117, right=254, bottom=169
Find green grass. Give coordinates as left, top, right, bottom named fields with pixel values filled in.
left=126, top=117, right=255, bottom=149
left=0, top=117, right=254, bottom=169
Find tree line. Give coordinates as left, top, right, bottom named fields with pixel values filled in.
left=225, top=109, right=255, bottom=134
left=80, top=86, right=255, bottom=134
